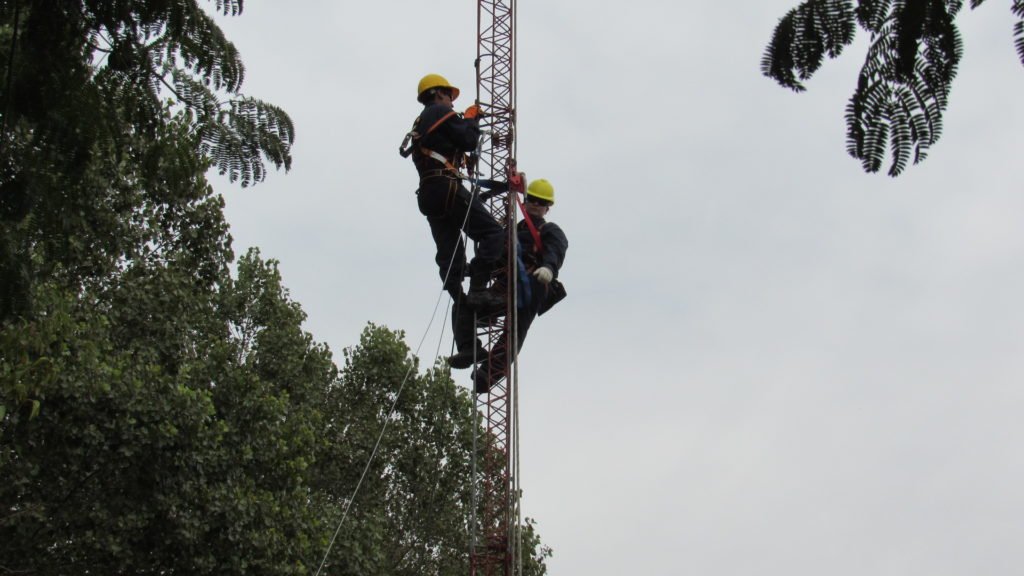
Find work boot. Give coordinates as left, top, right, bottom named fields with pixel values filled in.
left=465, top=287, right=504, bottom=312
left=448, top=341, right=489, bottom=370
left=472, top=365, right=495, bottom=394
left=467, top=266, right=502, bottom=312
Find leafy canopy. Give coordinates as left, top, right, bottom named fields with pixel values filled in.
left=1, top=4, right=552, bottom=574
left=1, top=0, right=294, bottom=320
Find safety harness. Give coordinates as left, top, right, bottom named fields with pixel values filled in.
left=399, top=110, right=469, bottom=177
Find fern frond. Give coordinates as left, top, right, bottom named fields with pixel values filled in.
left=888, top=89, right=912, bottom=175
left=1015, top=21, right=1024, bottom=67
left=848, top=78, right=888, bottom=172
left=856, top=0, right=893, bottom=32
left=845, top=6, right=955, bottom=176
left=924, top=1, right=963, bottom=83
left=197, top=97, right=293, bottom=187
left=163, top=1, right=245, bottom=93
left=762, top=0, right=856, bottom=90
left=894, top=0, right=928, bottom=78
left=1014, top=2, right=1024, bottom=67
left=845, top=81, right=867, bottom=159
left=762, top=7, right=805, bottom=91
left=170, top=69, right=222, bottom=120
left=214, top=0, right=245, bottom=16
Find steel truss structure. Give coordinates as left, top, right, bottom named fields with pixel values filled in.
left=470, top=0, right=518, bottom=574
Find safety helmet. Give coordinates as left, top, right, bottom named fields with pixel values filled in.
left=526, top=179, right=555, bottom=205
left=417, top=74, right=460, bottom=103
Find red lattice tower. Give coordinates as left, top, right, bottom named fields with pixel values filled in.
left=471, top=0, right=518, bottom=574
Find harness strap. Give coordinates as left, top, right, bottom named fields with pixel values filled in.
left=422, top=147, right=462, bottom=173
left=399, top=109, right=459, bottom=158
left=425, top=110, right=458, bottom=135
left=421, top=112, right=464, bottom=172
left=419, top=169, right=459, bottom=181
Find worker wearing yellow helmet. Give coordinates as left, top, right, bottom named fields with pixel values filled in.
left=472, top=177, right=569, bottom=393
left=416, top=73, right=461, bottom=103
left=400, top=73, right=503, bottom=369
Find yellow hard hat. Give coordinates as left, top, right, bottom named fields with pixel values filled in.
left=417, top=74, right=460, bottom=102
left=526, top=179, right=555, bottom=205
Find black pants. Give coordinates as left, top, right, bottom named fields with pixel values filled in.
left=477, top=275, right=548, bottom=376
left=417, top=175, right=503, bottom=350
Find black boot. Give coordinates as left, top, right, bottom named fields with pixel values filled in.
left=466, top=267, right=503, bottom=312
left=465, top=288, right=504, bottom=312
left=448, top=340, right=489, bottom=370
left=471, top=367, right=493, bottom=394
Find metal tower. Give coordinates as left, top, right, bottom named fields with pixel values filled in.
left=471, top=0, right=519, bottom=574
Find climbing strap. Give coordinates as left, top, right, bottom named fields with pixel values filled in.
left=399, top=109, right=472, bottom=178
left=421, top=147, right=463, bottom=174
left=399, top=109, right=458, bottom=158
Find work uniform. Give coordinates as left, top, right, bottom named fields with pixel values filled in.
left=514, top=215, right=568, bottom=342
left=412, top=103, right=503, bottom=352
left=474, top=214, right=568, bottom=392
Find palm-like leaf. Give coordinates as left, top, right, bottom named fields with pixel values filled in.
left=845, top=6, right=961, bottom=176
left=762, top=0, right=857, bottom=91
left=80, top=0, right=286, bottom=185
left=1013, top=1, right=1024, bottom=66
left=760, top=0, right=1022, bottom=176
left=856, top=0, right=893, bottom=32
left=171, top=70, right=294, bottom=187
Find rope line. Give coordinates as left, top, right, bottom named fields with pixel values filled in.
left=314, top=144, right=488, bottom=575
left=313, top=284, right=449, bottom=576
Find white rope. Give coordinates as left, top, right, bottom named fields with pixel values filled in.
left=313, top=146, right=487, bottom=576
left=313, top=286, right=450, bottom=576
left=467, top=125, right=486, bottom=561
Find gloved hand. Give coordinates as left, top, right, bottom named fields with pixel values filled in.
left=464, top=104, right=482, bottom=120
left=532, top=266, right=553, bottom=285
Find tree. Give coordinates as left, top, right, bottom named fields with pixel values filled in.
left=2, top=304, right=552, bottom=574
left=0, top=0, right=294, bottom=320
left=312, top=325, right=551, bottom=576
left=761, top=0, right=1024, bottom=176
left=0, top=4, right=553, bottom=573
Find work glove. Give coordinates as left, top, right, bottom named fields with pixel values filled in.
left=532, top=266, right=553, bottom=285
left=464, top=104, right=482, bottom=120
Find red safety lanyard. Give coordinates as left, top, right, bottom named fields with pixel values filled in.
left=515, top=193, right=543, bottom=254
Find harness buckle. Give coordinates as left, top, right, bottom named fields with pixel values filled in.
left=399, top=131, right=418, bottom=158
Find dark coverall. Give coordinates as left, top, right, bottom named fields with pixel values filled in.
left=412, top=103, right=503, bottom=352
left=474, top=215, right=568, bottom=392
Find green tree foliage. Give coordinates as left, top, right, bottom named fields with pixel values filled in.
left=0, top=0, right=294, bottom=320
left=314, top=327, right=476, bottom=576
left=762, top=0, right=1024, bottom=176
left=311, top=326, right=550, bottom=576
left=0, top=3, right=551, bottom=573
left=2, top=290, right=551, bottom=574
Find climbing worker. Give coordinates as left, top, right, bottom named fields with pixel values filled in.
left=472, top=178, right=568, bottom=393
left=400, top=73, right=504, bottom=369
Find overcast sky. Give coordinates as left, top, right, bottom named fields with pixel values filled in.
left=210, top=2, right=1024, bottom=574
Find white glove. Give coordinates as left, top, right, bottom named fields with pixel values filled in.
left=532, top=266, right=553, bottom=285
